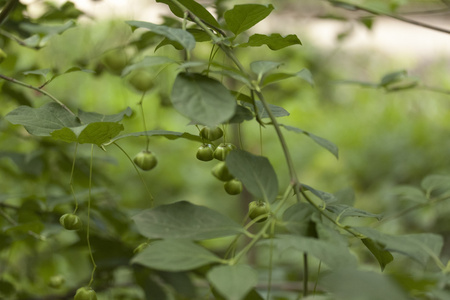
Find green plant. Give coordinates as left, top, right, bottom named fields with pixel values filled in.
left=1, top=0, right=450, bottom=299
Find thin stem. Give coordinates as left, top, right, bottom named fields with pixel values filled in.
left=69, top=143, right=79, bottom=214
left=328, top=0, right=450, bottom=35
left=87, top=145, right=97, bottom=287
left=137, top=92, right=150, bottom=151
left=113, top=142, right=154, bottom=207
left=0, top=73, right=76, bottom=116
left=0, top=0, right=18, bottom=27
left=303, top=253, right=308, bottom=297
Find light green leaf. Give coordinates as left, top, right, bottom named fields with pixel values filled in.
left=171, top=72, right=236, bottom=126
left=50, top=122, right=124, bottom=146
left=262, top=68, right=314, bottom=87
left=5, top=103, right=81, bottom=136
left=326, top=204, right=382, bottom=220
left=23, top=68, right=51, bottom=78
left=273, top=234, right=358, bottom=269
left=239, top=96, right=289, bottom=119
left=131, top=239, right=222, bottom=271
left=380, top=70, right=407, bottom=87
left=239, top=33, right=301, bottom=50
left=320, top=269, right=409, bottom=300
left=280, top=124, right=338, bottom=159
left=107, top=130, right=202, bottom=144
left=126, top=21, right=195, bottom=51
left=121, top=56, right=176, bottom=76
left=207, top=265, right=258, bottom=300
left=226, top=150, right=278, bottom=202
left=78, top=107, right=132, bottom=124
left=421, top=175, right=450, bottom=197
left=132, top=201, right=243, bottom=240
left=156, top=0, right=221, bottom=28
left=361, top=238, right=394, bottom=271
left=356, top=227, right=443, bottom=267
left=250, top=61, right=282, bottom=79
left=224, top=4, right=274, bottom=36
left=20, top=20, right=76, bottom=47
left=392, top=185, right=427, bottom=203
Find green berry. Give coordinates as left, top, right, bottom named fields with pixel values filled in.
left=101, top=48, right=127, bottom=75
left=213, top=143, right=236, bottom=161
left=224, top=179, right=243, bottom=195
left=59, top=213, right=83, bottom=230
left=248, top=201, right=270, bottom=223
left=128, top=70, right=154, bottom=92
left=200, top=126, right=223, bottom=141
left=212, top=162, right=234, bottom=182
left=74, top=286, right=97, bottom=300
left=134, top=150, right=157, bottom=171
left=48, top=275, right=65, bottom=288
left=196, top=144, right=215, bottom=161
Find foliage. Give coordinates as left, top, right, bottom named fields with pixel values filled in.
left=1, top=0, right=450, bottom=299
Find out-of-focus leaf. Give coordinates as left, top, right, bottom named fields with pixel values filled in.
left=262, top=68, right=314, bottom=87
left=207, top=265, right=258, bottom=300
left=239, top=33, right=301, bottom=50
left=108, top=130, right=202, bottom=144
left=156, top=0, right=221, bottom=28
left=78, top=107, right=132, bottom=124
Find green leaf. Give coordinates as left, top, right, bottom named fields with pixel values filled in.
left=224, top=4, right=274, bottom=36
left=121, top=56, right=176, bottom=76
left=280, top=124, right=338, bottom=159
left=301, top=184, right=337, bottom=204
left=107, top=130, right=202, bottom=144
left=239, top=33, right=301, bottom=50
left=78, top=107, right=132, bottom=124
left=5, top=102, right=81, bottom=136
left=356, top=227, right=443, bottom=267
left=0, top=151, right=44, bottom=176
left=326, top=204, right=382, bottom=220
left=132, top=201, right=243, bottom=240
left=262, top=68, right=314, bottom=87
left=379, top=70, right=407, bottom=87
left=131, top=239, right=222, bottom=271
left=362, top=238, right=394, bottom=271
left=228, top=105, right=254, bottom=123
left=282, top=203, right=317, bottom=235
left=392, top=185, right=427, bottom=203
left=421, top=175, right=450, bottom=197
left=207, top=265, right=258, bottom=300
left=23, top=68, right=51, bottom=78
left=126, top=21, right=195, bottom=51
left=226, top=150, right=278, bottom=202
left=240, top=98, right=290, bottom=119
left=320, top=269, right=409, bottom=300
left=20, top=20, right=76, bottom=47
left=250, top=61, right=282, bottom=79
left=156, top=0, right=221, bottom=28
left=273, top=234, right=358, bottom=269
left=50, top=122, right=124, bottom=146
left=171, top=72, right=236, bottom=126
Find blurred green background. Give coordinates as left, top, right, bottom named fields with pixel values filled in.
left=1, top=0, right=450, bottom=298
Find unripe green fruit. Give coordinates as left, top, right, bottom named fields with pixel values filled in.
left=128, top=70, right=154, bottom=92
left=248, top=201, right=270, bottom=223
left=101, top=48, right=127, bottom=75
left=224, top=179, right=243, bottom=195
left=213, top=143, right=236, bottom=161
left=48, top=275, right=65, bottom=288
left=74, top=287, right=97, bottom=300
left=134, top=150, right=157, bottom=171
left=59, top=213, right=83, bottom=230
left=0, top=48, right=7, bottom=64
left=200, top=126, right=223, bottom=141
left=196, top=144, right=215, bottom=161
left=212, top=162, right=234, bottom=182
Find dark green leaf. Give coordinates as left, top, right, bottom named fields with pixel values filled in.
left=107, top=130, right=202, bottom=144
left=50, top=122, right=124, bottom=146
left=132, top=239, right=222, bottom=271
left=132, top=201, right=243, bottom=240
left=282, top=202, right=317, bottom=235
left=207, top=265, right=258, bottom=300
left=171, top=72, right=236, bottom=126
left=156, top=0, right=221, bottom=28
left=0, top=151, right=44, bottom=176
left=226, top=150, right=278, bottom=202
left=78, top=107, right=132, bottom=124
left=126, top=21, right=195, bottom=51
left=280, top=124, right=338, bottom=158
left=362, top=238, right=394, bottom=271
left=239, top=33, right=301, bottom=50
left=356, top=227, right=443, bottom=267
left=273, top=234, right=358, bottom=269
left=326, top=204, right=382, bottom=220
left=241, top=100, right=290, bottom=119
left=5, top=103, right=81, bottom=136
left=380, top=70, right=407, bottom=87
left=301, top=184, right=337, bottom=204
left=228, top=105, right=254, bottom=123
left=224, top=4, right=274, bottom=36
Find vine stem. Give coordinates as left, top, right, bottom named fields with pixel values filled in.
left=137, top=92, right=150, bottom=151
left=0, top=73, right=76, bottom=116
left=69, top=143, right=80, bottom=214
left=113, top=142, right=154, bottom=207
left=87, top=145, right=97, bottom=287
